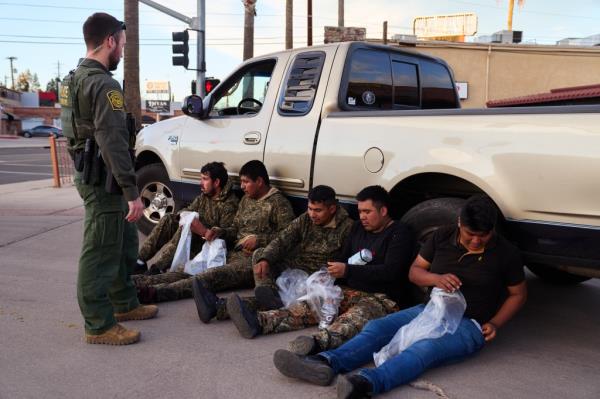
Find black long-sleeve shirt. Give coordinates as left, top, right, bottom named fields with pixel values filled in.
left=335, top=220, right=416, bottom=306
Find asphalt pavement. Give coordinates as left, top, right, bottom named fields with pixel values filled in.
left=0, top=137, right=52, bottom=185
left=0, top=177, right=599, bottom=399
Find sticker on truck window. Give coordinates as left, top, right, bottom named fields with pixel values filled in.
left=348, top=97, right=356, bottom=105
left=362, top=91, right=376, bottom=105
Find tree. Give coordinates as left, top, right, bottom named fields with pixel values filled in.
left=124, top=0, right=142, bottom=131
left=46, top=77, right=60, bottom=93
left=15, top=70, right=31, bottom=92
left=242, top=0, right=256, bottom=60
left=31, top=73, right=41, bottom=91
left=286, top=0, right=293, bottom=49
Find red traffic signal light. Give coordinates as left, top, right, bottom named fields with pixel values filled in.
left=205, top=78, right=220, bottom=95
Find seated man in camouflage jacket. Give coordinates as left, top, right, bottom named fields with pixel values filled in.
left=134, top=161, right=238, bottom=275
left=193, top=185, right=354, bottom=329
left=135, top=160, right=295, bottom=303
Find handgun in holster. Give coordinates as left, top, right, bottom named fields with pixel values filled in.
left=82, top=138, right=95, bottom=184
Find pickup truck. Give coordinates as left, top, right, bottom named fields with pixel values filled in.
left=135, top=41, right=600, bottom=284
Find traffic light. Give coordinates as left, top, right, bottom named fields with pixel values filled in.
left=172, top=30, right=189, bottom=69
left=205, top=78, right=220, bottom=95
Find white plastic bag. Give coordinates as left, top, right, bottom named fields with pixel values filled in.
left=184, top=238, right=227, bottom=275
left=373, top=288, right=467, bottom=367
left=170, top=211, right=198, bottom=272
left=298, top=268, right=344, bottom=329
left=276, top=269, right=309, bottom=308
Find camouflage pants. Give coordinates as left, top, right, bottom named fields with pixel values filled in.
left=132, top=251, right=253, bottom=302
left=138, top=214, right=204, bottom=271
left=258, top=288, right=398, bottom=350
left=251, top=247, right=322, bottom=291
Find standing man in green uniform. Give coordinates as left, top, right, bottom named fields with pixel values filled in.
left=60, top=13, right=157, bottom=345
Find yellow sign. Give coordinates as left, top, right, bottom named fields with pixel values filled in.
left=146, top=80, right=170, bottom=94
left=59, top=85, right=70, bottom=107
left=413, top=13, right=477, bottom=39
left=107, top=90, right=124, bottom=111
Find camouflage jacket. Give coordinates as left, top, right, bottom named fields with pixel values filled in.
left=181, top=180, right=239, bottom=232
left=215, top=187, right=295, bottom=248
left=257, top=206, right=353, bottom=273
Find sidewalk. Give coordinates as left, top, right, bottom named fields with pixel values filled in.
left=0, top=136, right=50, bottom=148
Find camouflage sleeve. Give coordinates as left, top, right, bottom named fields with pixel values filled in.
left=257, top=213, right=306, bottom=265
left=255, top=194, right=295, bottom=248
left=218, top=196, right=245, bottom=243
left=89, top=76, right=138, bottom=201
left=216, top=194, right=239, bottom=234
left=181, top=195, right=203, bottom=214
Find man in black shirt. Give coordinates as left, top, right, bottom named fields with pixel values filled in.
left=273, top=195, right=527, bottom=398
left=229, top=186, right=416, bottom=354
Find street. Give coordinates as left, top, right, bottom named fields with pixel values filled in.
left=0, top=181, right=599, bottom=399
left=0, top=144, right=52, bottom=185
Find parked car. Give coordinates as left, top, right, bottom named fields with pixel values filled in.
left=20, top=125, right=63, bottom=138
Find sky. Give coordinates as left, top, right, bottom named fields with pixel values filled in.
left=1, top=0, right=600, bottom=102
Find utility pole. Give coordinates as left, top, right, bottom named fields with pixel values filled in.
left=243, top=0, right=256, bottom=61
left=6, top=56, right=17, bottom=89
left=338, top=0, right=344, bottom=28
left=125, top=1, right=141, bottom=130
left=383, top=21, right=388, bottom=45
left=56, top=61, right=61, bottom=80
left=307, top=0, right=312, bottom=46
left=286, top=0, right=293, bottom=49
left=139, top=0, right=206, bottom=96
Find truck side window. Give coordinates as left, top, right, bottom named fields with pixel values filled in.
left=420, top=60, right=458, bottom=109
left=392, top=61, right=419, bottom=108
left=279, top=51, right=326, bottom=116
left=210, top=59, right=276, bottom=117
left=346, top=49, right=393, bottom=109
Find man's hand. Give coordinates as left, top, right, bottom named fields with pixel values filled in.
left=126, top=198, right=144, bottom=222
left=435, top=273, right=462, bottom=293
left=327, top=261, right=346, bottom=278
left=481, top=322, right=498, bottom=342
left=242, top=235, right=258, bottom=251
left=204, top=228, right=218, bottom=241
left=253, top=260, right=270, bottom=280
left=190, top=219, right=207, bottom=237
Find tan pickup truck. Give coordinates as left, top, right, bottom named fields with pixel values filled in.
left=135, top=41, right=600, bottom=284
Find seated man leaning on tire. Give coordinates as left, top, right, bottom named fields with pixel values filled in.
left=134, top=161, right=239, bottom=275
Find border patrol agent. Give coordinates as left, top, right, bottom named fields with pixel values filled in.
left=60, top=13, right=157, bottom=345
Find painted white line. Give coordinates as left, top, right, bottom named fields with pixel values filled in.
left=0, top=163, right=51, bottom=167
left=0, top=170, right=53, bottom=176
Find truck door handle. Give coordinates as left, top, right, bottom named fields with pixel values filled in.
left=243, top=132, right=261, bottom=145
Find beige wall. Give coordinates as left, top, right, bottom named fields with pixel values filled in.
left=393, top=42, right=600, bottom=108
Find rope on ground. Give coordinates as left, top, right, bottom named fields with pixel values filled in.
left=409, top=379, right=452, bottom=399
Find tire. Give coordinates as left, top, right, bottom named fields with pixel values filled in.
left=23, top=132, right=31, bottom=138
left=400, top=197, right=465, bottom=245
left=136, top=163, right=180, bottom=235
left=526, top=263, right=591, bottom=285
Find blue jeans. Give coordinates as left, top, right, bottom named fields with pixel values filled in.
left=321, top=304, right=485, bottom=395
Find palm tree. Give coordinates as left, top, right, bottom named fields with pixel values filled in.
left=242, top=0, right=256, bottom=60
left=124, top=0, right=141, bottom=131
left=286, top=0, right=293, bottom=49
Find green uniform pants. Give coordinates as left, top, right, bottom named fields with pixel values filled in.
left=75, top=175, right=140, bottom=335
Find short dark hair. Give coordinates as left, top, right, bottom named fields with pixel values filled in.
left=356, top=185, right=390, bottom=210
left=200, top=161, right=228, bottom=188
left=83, top=12, right=126, bottom=50
left=239, top=160, right=270, bottom=185
left=460, top=195, right=498, bottom=233
left=308, top=185, right=337, bottom=206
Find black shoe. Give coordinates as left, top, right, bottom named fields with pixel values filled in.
left=192, top=279, right=219, bottom=323
left=255, top=286, right=284, bottom=310
left=132, top=259, right=148, bottom=275
left=144, top=265, right=162, bottom=276
left=273, top=349, right=335, bottom=386
left=288, top=335, right=320, bottom=356
left=336, top=374, right=373, bottom=399
left=227, top=294, right=260, bottom=339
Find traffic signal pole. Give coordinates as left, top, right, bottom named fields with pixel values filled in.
left=138, top=0, right=206, bottom=96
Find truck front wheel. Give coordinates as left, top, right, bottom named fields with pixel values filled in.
left=136, top=163, right=179, bottom=235
left=400, top=197, right=465, bottom=245
left=526, top=263, right=591, bottom=285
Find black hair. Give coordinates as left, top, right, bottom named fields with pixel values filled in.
left=356, top=185, right=390, bottom=210
left=460, top=195, right=498, bottom=233
left=83, top=12, right=126, bottom=50
left=308, top=185, right=337, bottom=206
left=200, top=161, right=228, bottom=188
left=239, top=160, right=270, bottom=185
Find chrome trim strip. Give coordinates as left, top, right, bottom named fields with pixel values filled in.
left=505, top=217, right=600, bottom=231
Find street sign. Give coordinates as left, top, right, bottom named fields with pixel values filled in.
left=145, top=81, right=170, bottom=94
left=456, top=82, right=468, bottom=100
left=145, top=100, right=170, bottom=113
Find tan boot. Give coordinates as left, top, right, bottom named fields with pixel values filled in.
left=114, top=304, right=159, bottom=322
left=85, top=324, right=140, bottom=345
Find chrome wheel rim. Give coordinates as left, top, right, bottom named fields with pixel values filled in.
left=140, top=181, right=175, bottom=224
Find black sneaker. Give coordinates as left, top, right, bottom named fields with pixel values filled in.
left=288, top=335, right=320, bottom=356
left=336, top=374, right=373, bottom=399
left=227, top=294, right=260, bottom=339
left=131, top=259, right=148, bottom=275
left=273, top=349, right=335, bottom=386
left=255, top=286, right=284, bottom=310
left=192, top=279, right=219, bottom=323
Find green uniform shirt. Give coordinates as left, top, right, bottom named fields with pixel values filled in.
left=73, top=59, right=138, bottom=201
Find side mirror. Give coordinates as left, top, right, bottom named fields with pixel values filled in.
left=182, top=95, right=204, bottom=119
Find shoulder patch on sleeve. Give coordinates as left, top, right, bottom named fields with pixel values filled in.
left=106, top=89, right=125, bottom=111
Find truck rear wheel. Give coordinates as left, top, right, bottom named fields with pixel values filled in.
left=400, top=197, right=465, bottom=245
left=136, top=163, right=180, bottom=235
left=526, top=263, right=591, bottom=285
